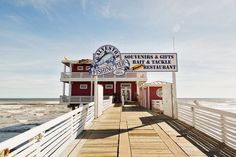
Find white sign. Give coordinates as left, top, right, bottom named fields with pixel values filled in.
left=90, top=45, right=130, bottom=76
left=121, top=53, right=178, bottom=72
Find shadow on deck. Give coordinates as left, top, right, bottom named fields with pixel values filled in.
left=63, top=104, right=236, bottom=157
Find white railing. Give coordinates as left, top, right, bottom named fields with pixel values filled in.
left=61, top=72, right=147, bottom=79
left=178, top=102, right=236, bottom=150
left=60, top=96, right=111, bottom=104
left=0, top=102, right=95, bottom=157
left=103, top=96, right=113, bottom=111
left=60, top=96, right=94, bottom=103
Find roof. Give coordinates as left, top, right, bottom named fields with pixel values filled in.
left=140, top=81, right=171, bottom=87
left=62, top=59, right=93, bottom=66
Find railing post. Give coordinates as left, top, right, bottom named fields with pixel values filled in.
left=221, top=115, right=226, bottom=143
left=121, top=96, right=124, bottom=106
left=35, top=131, right=45, bottom=157
left=191, top=107, right=195, bottom=128
left=69, top=114, right=74, bottom=140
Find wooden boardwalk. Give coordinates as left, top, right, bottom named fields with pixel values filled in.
left=61, top=104, right=206, bottom=157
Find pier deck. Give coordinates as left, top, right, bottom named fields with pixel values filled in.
left=61, top=104, right=207, bottom=157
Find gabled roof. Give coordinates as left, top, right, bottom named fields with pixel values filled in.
left=141, top=81, right=171, bottom=87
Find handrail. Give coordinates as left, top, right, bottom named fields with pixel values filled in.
left=60, top=96, right=111, bottom=103
left=0, top=97, right=115, bottom=157
left=0, top=103, right=95, bottom=157
left=178, top=101, right=236, bottom=150
left=179, top=102, right=236, bottom=118
left=61, top=72, right=147, bottom=79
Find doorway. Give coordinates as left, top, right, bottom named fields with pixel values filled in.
left=121, top=83, right=132, bottom=102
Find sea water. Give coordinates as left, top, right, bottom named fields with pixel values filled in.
left=0, top=98, right=70, bottom=142
left=178, top=98, right=236, bottom=113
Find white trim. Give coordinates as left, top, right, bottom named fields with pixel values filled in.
left=105, top=84, right=113, bottom=89
left=77, top=66, right=83, bottom=71
left=147, top=86, right=150, bottom=109
left=120, top=83, right=131, bottom=88
left=80, top=84, right=88, bottom=89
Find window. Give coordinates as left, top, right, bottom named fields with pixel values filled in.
left=80, top=84, right=88, bottom=89
left=156, top=88, right=163, bottom=97
left=86, top=66, right=90, bottom=70
left=105, top=84, right=113, bottom=89
left=77, top=66, right=83, bottom=71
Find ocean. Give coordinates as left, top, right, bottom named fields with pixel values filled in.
left=0, top=98, right=70, bottom=142
left=178, top=98, right=236, bottom=113
left=0, top=98, right=235, bottom=143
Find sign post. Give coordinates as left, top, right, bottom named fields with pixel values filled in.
left=172, top=72, right=177, bottom=119
left=94, top=75, right=98, bottom=118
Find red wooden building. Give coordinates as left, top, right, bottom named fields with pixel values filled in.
left=60, top=59, right=147, bottom=107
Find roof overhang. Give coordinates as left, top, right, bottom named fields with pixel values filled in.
left=62, top=59, right=93, bottom=66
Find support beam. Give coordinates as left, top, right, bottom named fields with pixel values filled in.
left=64, top=64, right=66, bottom=72
left=136, top=81, right=139, bottom=96
left=63, top=83, right=65, bottom=96
left=69, top=63, right=72, bottom=103
left=147, top=86, right=150, bottom=110
left=90, top=81, right=93, bottom=101
left=172, top=72, right=177, bottom=119
left=114, top=81, right=116, bottom=93
left=94, top=75, right=98, bottom=118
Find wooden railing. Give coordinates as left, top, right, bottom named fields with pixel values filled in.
left=0, top=97, right=114, bottom=157
left=178, top=102, right=236, bottom=150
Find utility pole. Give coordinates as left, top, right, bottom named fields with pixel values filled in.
left=172, top=36, right=178, bottom=119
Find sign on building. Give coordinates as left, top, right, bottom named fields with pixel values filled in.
left=121, top=53, right=178, bottom=72
left=90, top=45, right=178, bottom=76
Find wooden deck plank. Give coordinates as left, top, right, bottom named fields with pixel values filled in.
left=63, top=104, right=207, bottom=157
left=118, top=112, right=131, bottom=157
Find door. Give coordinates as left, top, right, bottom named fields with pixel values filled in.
left=121, top=88, right=131, bottom=102
left=162, top=83, right=173, bottom=117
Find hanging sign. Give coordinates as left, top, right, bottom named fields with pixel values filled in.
left=121, top=53, right=178, bottom=72
left=90, top=45, right=130, bottom=76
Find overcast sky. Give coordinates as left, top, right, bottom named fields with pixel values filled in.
left=0, top=0, right=235, bottom=98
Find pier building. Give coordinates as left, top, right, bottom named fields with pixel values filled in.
left=60, top=59, right=147, bottom=108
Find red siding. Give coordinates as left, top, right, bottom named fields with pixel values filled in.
left=149, top=87, right=162, bottom=109
left=98, top=82, right=114, bottom=96
left=71, top=81, right=137, bottom=102
left=71, top=82, right=91, bottom=96
left=72, top=64, right=91, bottom=72
left=116, top=82, right=137, bottom=102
